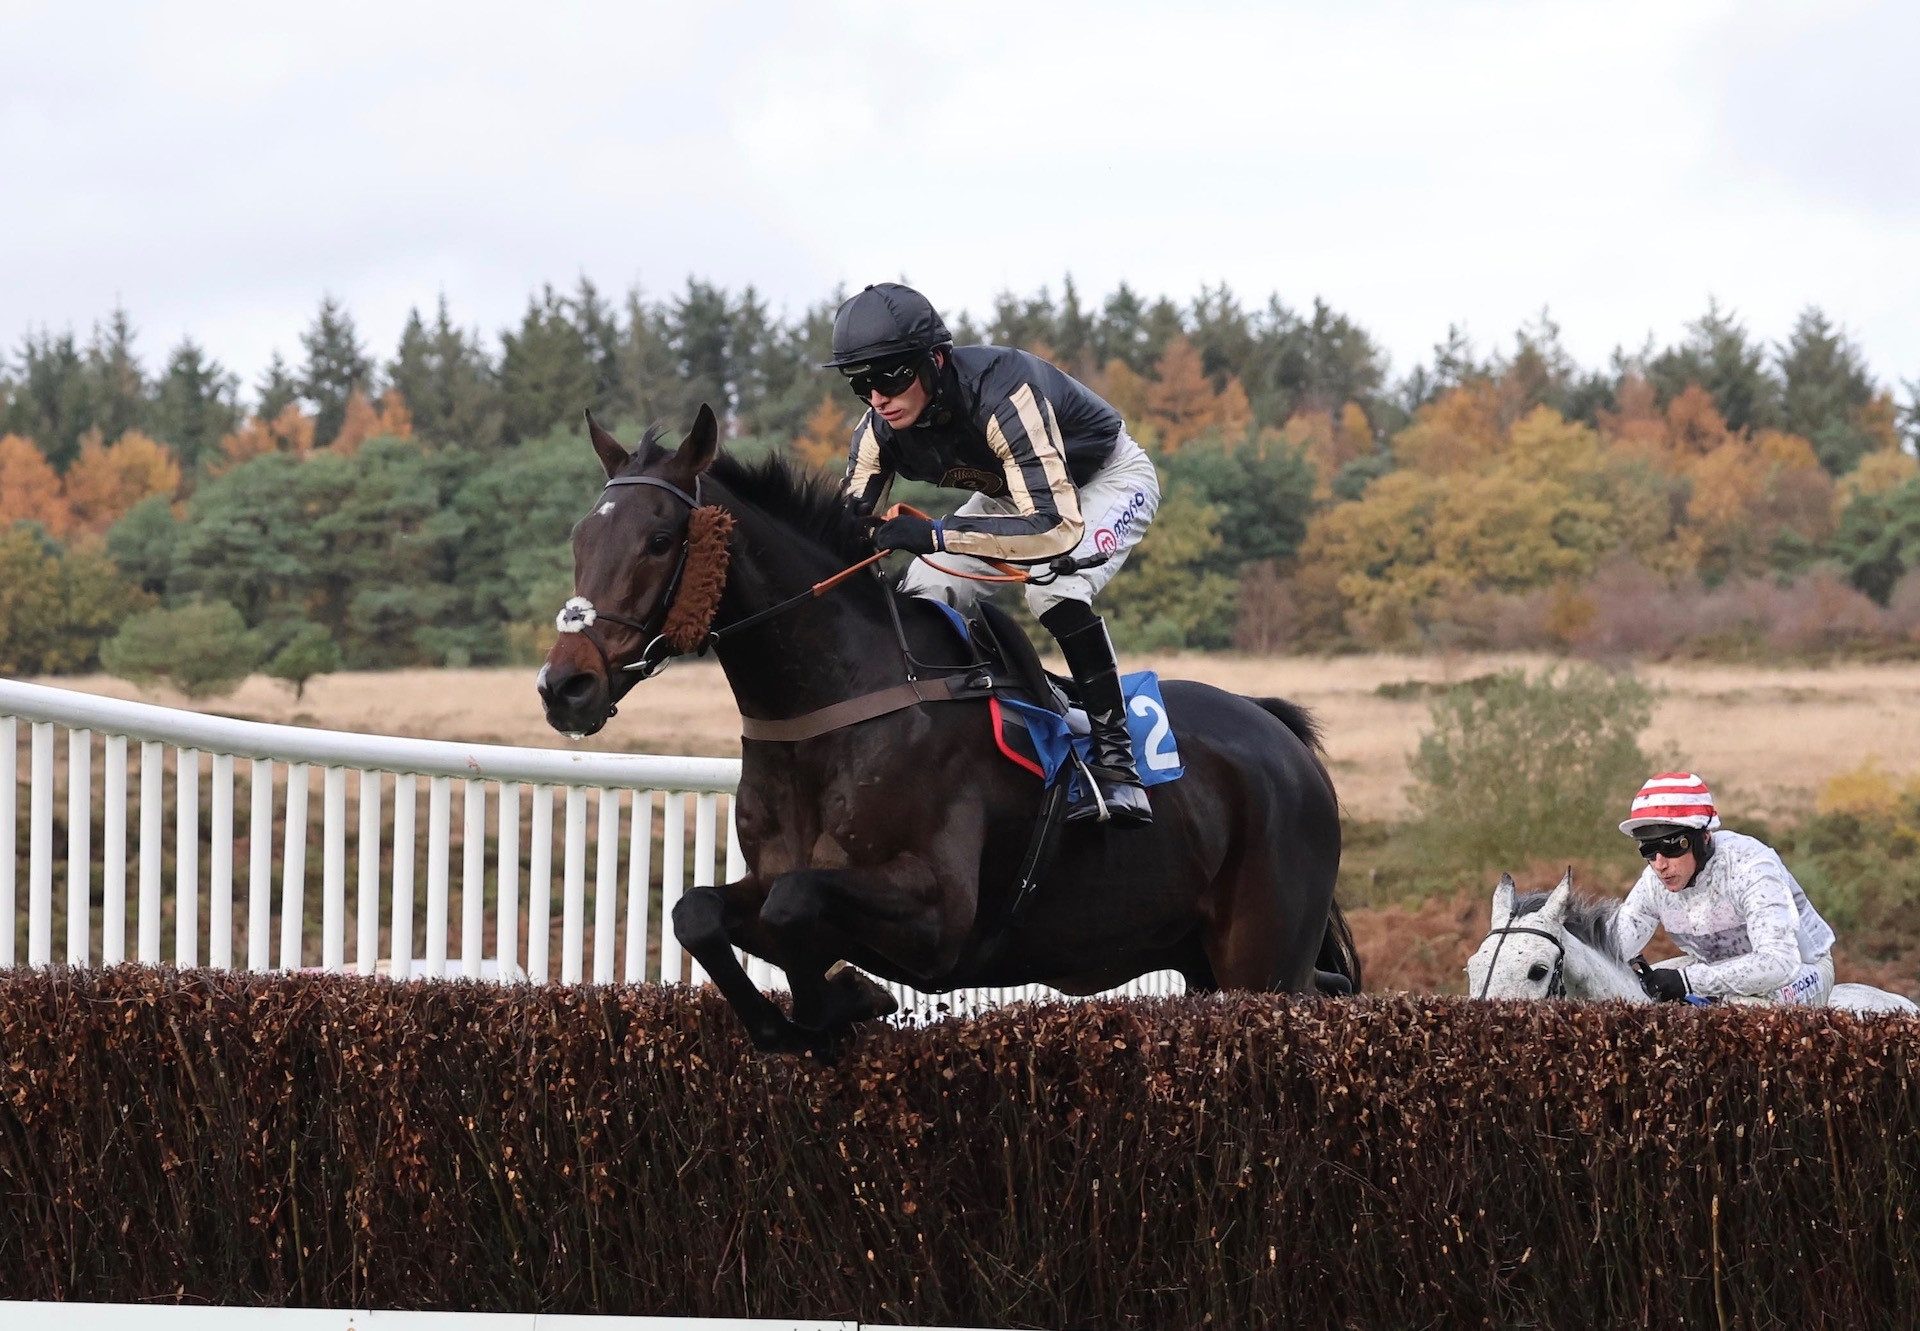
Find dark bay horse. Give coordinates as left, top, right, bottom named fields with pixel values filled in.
left=538, top=406, right=1359, bottom=1055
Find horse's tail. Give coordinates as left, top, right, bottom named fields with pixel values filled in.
left=1252, top=695, right=1325, bottom=754
left=1251, top=697, right=1360, bottom=995
left=1315, top=900, right=1363, bottom=995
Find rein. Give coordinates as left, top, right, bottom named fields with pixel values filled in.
left=558, top=491, right=1107, bottom=741
left=1476, top=923, right=1567, bottom=999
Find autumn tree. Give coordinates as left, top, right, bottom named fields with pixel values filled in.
left=1144, top=336, right=1222, bottom=452
left=792, top=394, right=851, bottom=472
left=0, top=524, right=148, bottom=674
left=0, top=434, right=72, bottom=535
left=217, top=403, right=316, bottom=469
left=62, top=430, right=182, bottom=533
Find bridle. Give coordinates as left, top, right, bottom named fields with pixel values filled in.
left=1475, top=923, right=1567, bottom=999
left=554, top=473, right=702, bottom=698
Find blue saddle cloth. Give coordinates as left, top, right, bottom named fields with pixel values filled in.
left=926, top=601, right=1184, bottom=790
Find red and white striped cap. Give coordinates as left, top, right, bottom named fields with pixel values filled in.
left=1620, top=772, right=1721, bottom=837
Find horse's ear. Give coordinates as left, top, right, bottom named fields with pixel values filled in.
left=667, top=402, right=721, bottom=480
left=1492, top=874, right=1515, bottom=929
left=585, top=410, right=629, bottom=478
left=1540, top=878, right=1574, bottom=928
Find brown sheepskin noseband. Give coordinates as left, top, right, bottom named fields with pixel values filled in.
left=660, top=504, right=736, bottom=653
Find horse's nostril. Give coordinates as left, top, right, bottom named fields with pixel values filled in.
left=558, top=673, right=599, bottom=706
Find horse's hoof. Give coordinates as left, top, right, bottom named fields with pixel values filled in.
left=828, top=963, right=900, bottom=1021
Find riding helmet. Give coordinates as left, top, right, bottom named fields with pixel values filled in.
left=822, top=283, right=953, bottom=368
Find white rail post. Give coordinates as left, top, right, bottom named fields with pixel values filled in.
left=593, top=788, right=620, bottom=983
left=659, top=792, right=685, bottom=984
left=561, top=787, right=587, bottom=984
left=424, top=775, right=451, bottom=978
left=278, top=763, right=310, bottom=970
left=623, top=791, right=655, bottom=983
left=28, top=722, right=54, bottom=967
left=390, top=774, right=417, bottom=980
left=175, top=748, right=200, bottom=968
left=497, top=782, right=521, bottom=981
left=66, top=728, right=91, bottom=966
left=1, top=717, right=15, bottom=968
left=356, top=770, right=381, bottom=976
left=103, top=735, right=127, bottom=965
left=461, top=780, right=485, bottom=978
left=210, top=753, right=234, bottom=969
left=321, top=766, right=347, bottom=971
left=138, top=740, right=163, bottom=965
left=527, top=785, right=554, bottom=983
left=247, top=759, right=273, bottom=971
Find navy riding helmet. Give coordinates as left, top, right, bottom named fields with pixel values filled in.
left=822, top=283, right=953, bottom=369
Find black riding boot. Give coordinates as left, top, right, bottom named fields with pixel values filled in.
left=1042, top=604, right=1153, bottom=827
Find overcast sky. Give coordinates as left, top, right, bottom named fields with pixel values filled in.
left=3, top=0, right=1916, bottom=398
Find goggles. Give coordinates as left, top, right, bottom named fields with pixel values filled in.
left=1636, top=830, right=1693, bottom=861
left=841, top=355, right=923, bottom=400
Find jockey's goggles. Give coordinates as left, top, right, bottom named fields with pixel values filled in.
left=1636, top=830, right=1693, bottom=860
left=841, top=355, right=922, bottom=400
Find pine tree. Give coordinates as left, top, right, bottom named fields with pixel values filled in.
left=386, top=296, right=501, bottom=448
left=1647, top=300, right=1780, bottom=432
left=618, top=289, right=679, bottom=428
left=299, top=295, right=375, bottom=446
left=1055, top=276, right=1095, bottom=376
left=81, top=306, right=148, bottom=447
left=569, top=277, right=625, bottom=418
left=255, top=351, right=301, bottom=420
left=150, top=338, right=240, bottom=471
left=1778, top=307, right=1877, bottom=474
left=498, top=286, right=593, bottom=444
left=1095, top=283, right=1152, bottom=374
left=1190, top=284, right=1252, bottom=385
left=5, top=329, right=91, bottom=470
left=668, top=279, right=733, bottom=429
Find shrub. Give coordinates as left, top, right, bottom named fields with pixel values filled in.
left=100, top=600, right=261, bottom=698
left=1403, top=665, right=1656, bottom=875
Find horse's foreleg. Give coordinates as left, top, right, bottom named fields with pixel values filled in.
left=671, top=877, right=821, bottom=1055
left=761, top=853, right=966, bottom=1027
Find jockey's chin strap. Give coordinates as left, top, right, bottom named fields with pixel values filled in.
left=1476, top=923, right=1567, bottom=999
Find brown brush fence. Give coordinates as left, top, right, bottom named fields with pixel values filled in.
left=1, top=969, right=1916, bottom=1329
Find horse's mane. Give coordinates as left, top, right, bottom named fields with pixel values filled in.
left=1512, top=888, right=1631, bottom=963
left=707, top=447, right=876, bottom=565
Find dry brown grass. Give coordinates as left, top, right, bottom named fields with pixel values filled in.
left=48, top=651, right=1920, bottom=822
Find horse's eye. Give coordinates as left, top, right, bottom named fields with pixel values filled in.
left=647, top=531, right=676, bottom=556
left=1527, top=962, right=1549, bottom=982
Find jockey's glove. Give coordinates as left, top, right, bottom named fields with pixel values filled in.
left=872, top=514, right=944, bottom=555
left=1641, top=966, right=1690, bottom=1002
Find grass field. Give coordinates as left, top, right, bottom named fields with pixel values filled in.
left=49, top=651, right=1920, bottom=822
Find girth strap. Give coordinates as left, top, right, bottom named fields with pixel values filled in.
left=739, top=674, right=993, bottom=743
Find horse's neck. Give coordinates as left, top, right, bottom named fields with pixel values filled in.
left=1563, top=931, right=1651, bottom=1003
left=709, top=503, right=910, bottom=718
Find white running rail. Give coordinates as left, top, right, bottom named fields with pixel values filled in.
left=1, top=679, right=1182, bottom=1012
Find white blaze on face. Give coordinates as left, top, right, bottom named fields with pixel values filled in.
left=596, top=500, right=616, bottom=517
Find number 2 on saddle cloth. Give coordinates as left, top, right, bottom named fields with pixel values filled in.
left=938, top=604, right=1186, bottom=791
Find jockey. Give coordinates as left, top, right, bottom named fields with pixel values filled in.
left=1607, top=772, right=1837, bottom=1005
left=826, top=282, right=1162, bottom=827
